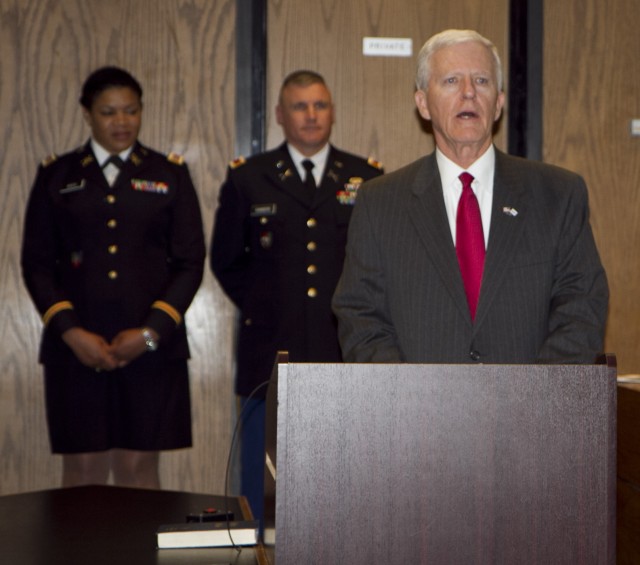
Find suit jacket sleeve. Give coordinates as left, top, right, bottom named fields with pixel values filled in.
left=332, top=184, right=403, bottom=362
left=536, top=174, right=609, bottom=363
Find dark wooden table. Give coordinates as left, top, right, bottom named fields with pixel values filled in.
left=0, top=485, right=268, bottom=565
left=617, top=381, right=640, bottom=565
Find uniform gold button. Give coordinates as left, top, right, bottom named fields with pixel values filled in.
left=106, top=195, right=116, bottom=204
left=307, top=264, right=317, bottom=274
left=260, top=217, right=268, bottom=225
left=107, top=219, right=117, bottom=228
left=244, top=318, right=252, bottom=326
left=307, top=241, right=317, bottom=251
left=108, top=245, right=118, bottom=254
left=307, top=287, right=317, bottom=298
left=108, top=270, right=118, bottom=280
left=306, top=218, right=317, bottom=228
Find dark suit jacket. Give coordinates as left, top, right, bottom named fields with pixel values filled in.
left=21, top=141, right=205, bottom=364
left=211, top=143, right=383, bottom=396
left=332, top=149, right=609, bottom=364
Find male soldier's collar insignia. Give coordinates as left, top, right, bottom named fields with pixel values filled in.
left=334, top=160, right=344, bottom=169
left=275, top=160, right=295, bottom=181
left=130, top=152, right=142, bottom=166
left=326, top=169, right=339, bottom=183
left=279, top=168, right=294, bottom=181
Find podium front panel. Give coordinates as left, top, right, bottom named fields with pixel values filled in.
left=270, top=363, right=616, bottom=565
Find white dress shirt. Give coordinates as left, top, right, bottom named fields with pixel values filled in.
left=436, top=145, right=495, bottom=248
left=287, top=143, right=329, bottom=187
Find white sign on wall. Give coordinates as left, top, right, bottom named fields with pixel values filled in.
left=363, top=37, right=413, bottom=57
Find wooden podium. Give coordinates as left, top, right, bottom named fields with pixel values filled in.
left=264, top=355, right=616, bottom=564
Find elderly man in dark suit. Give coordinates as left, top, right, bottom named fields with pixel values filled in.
left=333, top=29, right=608, bottom=364
left=210, top=70, right=383, bottom=522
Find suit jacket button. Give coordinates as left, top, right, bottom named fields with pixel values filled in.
left=469, top=350, right=481, bottom=361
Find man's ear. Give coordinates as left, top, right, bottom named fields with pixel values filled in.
left=494, top=91, right=506, bottom=121
left=414, top=89, right=431, bottom=121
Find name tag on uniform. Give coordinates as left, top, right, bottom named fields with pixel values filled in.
left=59, top=180, right=86, bottom=194
left=251, top=203, right=277, bottom=217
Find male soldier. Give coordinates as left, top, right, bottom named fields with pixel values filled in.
left=211, top=70, right=383, bottom=521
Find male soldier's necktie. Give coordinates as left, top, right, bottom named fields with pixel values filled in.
left=302, top=159, right=316, bottom=191
left=103, top=155, right=124, bottom=187
left=456, top=172, right=485, bottom=321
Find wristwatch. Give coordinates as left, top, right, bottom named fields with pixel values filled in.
left=141, top=328, right=159, bottom=352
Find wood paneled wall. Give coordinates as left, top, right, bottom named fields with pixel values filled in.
left=544, top=0, right=640, bottom=374
left=266, top=0, right=509, bottom=172
left=2, top=0, right=637, bottom=498
left=0, top=0, right=237, bottom=495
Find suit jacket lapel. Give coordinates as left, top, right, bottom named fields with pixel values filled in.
left=406, top=154, right=472, bottom=323
left=474, top=151, right=528, bottom=327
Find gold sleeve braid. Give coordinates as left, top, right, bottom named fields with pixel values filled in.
left=151, top=300, right=182, bottom=324
left=42, top=301, right=74, bottom=326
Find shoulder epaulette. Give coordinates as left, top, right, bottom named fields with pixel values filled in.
left=42, top=154, right=58, bottom=167
left=229, top=156, right=246, bottom=169
left=367, top=157, right=383, bottom=170
left=167, top=152, right=185, bottom=165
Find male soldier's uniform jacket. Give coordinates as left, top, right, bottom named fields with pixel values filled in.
left=211, top=143, right=383, bottom=397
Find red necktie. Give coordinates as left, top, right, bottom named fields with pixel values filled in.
left=456, top=172, right=485, bottom=321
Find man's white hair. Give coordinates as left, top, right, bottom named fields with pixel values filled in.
left=415, top=29, right=503, bottom=92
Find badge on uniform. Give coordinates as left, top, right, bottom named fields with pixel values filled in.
left=336, top=177, right=364, bottom=205
left=131, top=178, right=169, bottom=194
left=70, top=251, right=83, bottom=268
left=59, top=180, right=86, bottom=194
left=260, top=231, right=273, bottom=249
left=251, top=203, right=277, bottom=217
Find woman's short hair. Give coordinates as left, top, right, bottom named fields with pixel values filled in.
left=80, top=66, right=143, bottom=109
